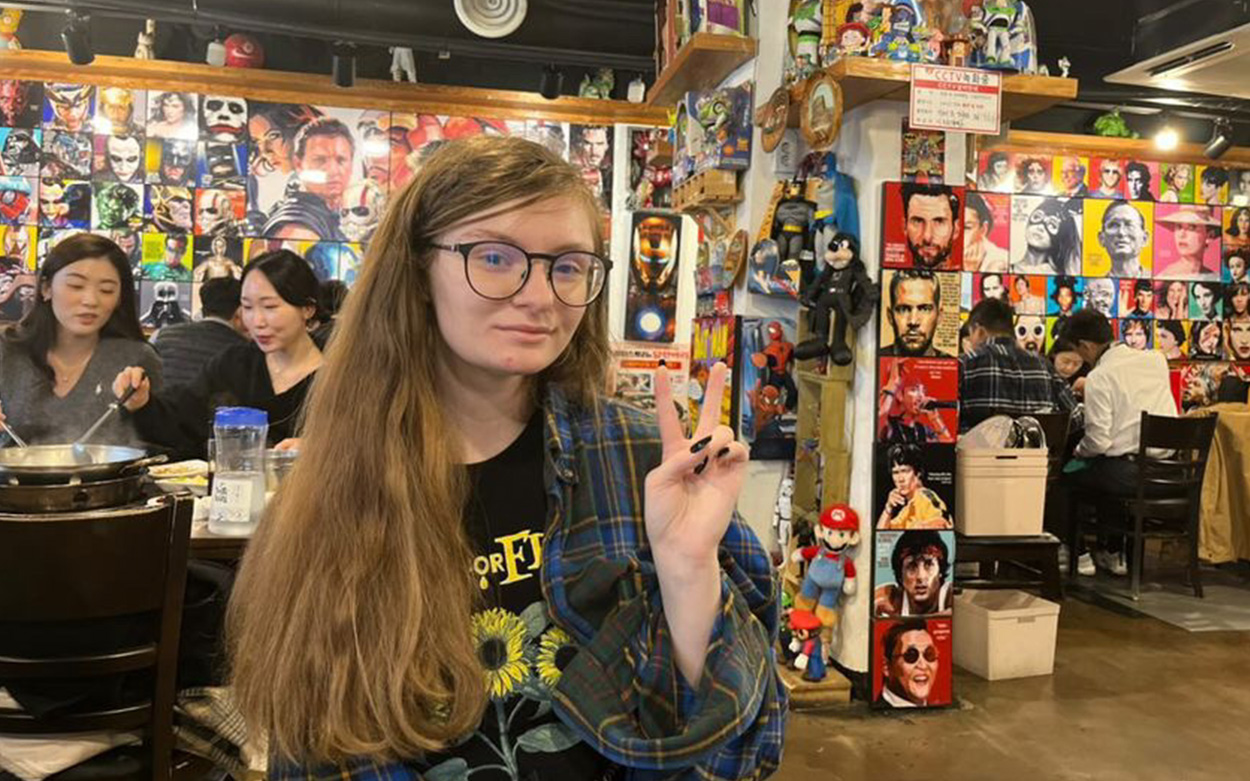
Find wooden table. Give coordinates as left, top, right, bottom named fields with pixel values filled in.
left=190, top=522, right=249, bottom=562
left=1193, top=404, right=1250, bottom=564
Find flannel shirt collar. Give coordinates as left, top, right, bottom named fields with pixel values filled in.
left=541, top=383, right=579, bottom=487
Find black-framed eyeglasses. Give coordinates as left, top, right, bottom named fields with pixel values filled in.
left=431, top=240, right=612, bottom=307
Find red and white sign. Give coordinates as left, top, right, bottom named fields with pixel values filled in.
left=909, top=64, right=1003, bottom=135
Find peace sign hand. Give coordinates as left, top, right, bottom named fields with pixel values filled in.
left=645, top=362, right=749, bottom=565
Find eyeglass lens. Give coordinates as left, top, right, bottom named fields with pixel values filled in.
left=465, top=242, right=606, bottom=306
left=901, top=645, right=939, bottom=664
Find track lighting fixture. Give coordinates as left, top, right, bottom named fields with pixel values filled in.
left=539, top=64, right=563, bottom=100
left=61, top=11, right=94, bottom=66
left=332, top=43, right=356, bottom=89
left=1204, top=117, right=1234, bottom=160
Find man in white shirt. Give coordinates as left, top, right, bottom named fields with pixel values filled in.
left=1062, top=309, right=1177, bottom=575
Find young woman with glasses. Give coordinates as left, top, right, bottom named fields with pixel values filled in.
left=225, top=136, right=784, bottom=779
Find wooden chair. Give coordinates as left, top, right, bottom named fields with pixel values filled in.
left=1071, top=412, right=1218, bottom=600
left=0, top=495, right=193, bottom=781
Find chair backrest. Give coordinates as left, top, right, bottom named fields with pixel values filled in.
left=1017, top=411, right=1071, bottom=466
left=0, top=495, right=193, bottom=781
left=1136, top=412, right=1219, bottom=497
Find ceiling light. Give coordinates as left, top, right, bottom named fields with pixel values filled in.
left=332, top=44, right=356, bottom=89
left=539, top=64, right=563, bottom=100
left=1204, top=117, right=1234, bottom=160
left=1153, top=114, right=1180, bottom=151
left=61, top=11, right=94, bottom=66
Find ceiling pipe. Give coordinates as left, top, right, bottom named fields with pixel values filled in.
left=5, top=0, right=656, bottom=71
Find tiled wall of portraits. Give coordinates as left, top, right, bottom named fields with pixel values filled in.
left=0, top=80, right=615, bottom=327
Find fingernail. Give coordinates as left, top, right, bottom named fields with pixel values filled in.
left=716, top=446, right=730, bottom=459
left=690, top=435, right=712, bottom=454
left=694, top=456, right=709, bottom=475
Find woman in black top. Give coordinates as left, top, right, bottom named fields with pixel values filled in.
left=113, top=250, right=323, bottom=459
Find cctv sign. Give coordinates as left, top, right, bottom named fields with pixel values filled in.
left=909, top=64, right=1002, bottom=135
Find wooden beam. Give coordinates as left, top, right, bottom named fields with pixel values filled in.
left=0, top=49, right=671, bottom=126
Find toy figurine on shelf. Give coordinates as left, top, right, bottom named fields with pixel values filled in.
left=771, top=182, right=817, bottom=289
left=796, top=232, right=877, bottom=365
left=788, top=609, right=826, bottom=682
left=772, top=469, right=795, bottom=560
left=1009, top=1, right=1038, bottom=73
left=872, top=4, right=922, bottom=62
left=134, top=19, right=156, bottom=59
left=0, top=8, right=21, bottom=50
left=982, top=0, right=1018, bottom=68
left=390, top=47, right=416, bottom=82
left=752, top=320, right=798, bottom=411
left=1058, top=56, right=1071, bottom=78
left=945, top=34, right=971, bottom=67
left=578, top=67, right=615, bottom=99
left=790, top=503, right=861, bottom=656
left=835, top=22, right=872, bottom=58
left=788, top=0, right=823, bottom=81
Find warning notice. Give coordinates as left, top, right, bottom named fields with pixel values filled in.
left=908, top=64, right=1002, bottom=135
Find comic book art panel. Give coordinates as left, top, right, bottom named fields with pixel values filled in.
left=43, top=84, right=95, bottom=134
left=1081, top=276, right=1118, bottom=320
left=1047, top=274, right=1083, bottom=318
left=872, top=617, right=953, bottom=709
left=1083, top=198, right=1153, bottom=278
left=1155, top=319, right=1189, bottom=361
left=337, top=242, right=364, bottom=285
left=41, top=130, right=92, bottom=179
left=873, top=529, right=956, bottom=618
left=1189, top=319, right=1224, bottom=360
left=977, top=150, right=1013, bottom=193
left=138, top=279, right=193, bottom=331
left=963, top=191, right=1009, bottom=273
left=1124, top=159, right=1160, bottom=201
left=0, top=176, right=36, bottom=226
left=93, top=86, right=146, bottom=137
left=1195, top=164, right=1229, bottom=206
left=526, top=119, right=570, bottom=160
left=140, top=231, right=192, bottom=282
left=1231, top=168, right=1250, bottom=207
left=0, top=80, right=45, bottom=128
left=0, top=128, right=41, bottom=177
left=1222, top=206, right=1250, bottom=259
left=93, top=133, right=145, bottom=183
left=968, top=270, right=1011, bottom=312
left=1154, top=279, right=1190, bottom=320
left=1159, top=162, right=1195, bottom=204
left=1009, top=274, right=1048, bottom=316
left=1051, top=155, right=1090, bottom=198
left=1119, top=318, right=1153, bottom=351
left=688, top=315, right=740, bottom=433
left=747, top=238, right=800, bottom=298
left=246, top=102, right=321, bottom=218
left=873, top=442, right=955, bottom=531
left=1154, top=203, right=1222, bottom=280
left=38, top=179, right=91, bottom=229
left=0, top=250, right=36, bottom=322
left=91, top=181, right=144, bottom=231
left=626, top=211, right=682, bottom=342
left=1010, top=195, right=1082, bottom=276
left=879, top=269, right=960, bottom=358
left=195, top=189, right=247, bottom=237
left=570, top=124, right=613, bottom=211
left=1013, top=312, right=1048, bottom=355
left=192, top=234, right=244, bottom=282
left=145, top=90, right=198, bottom=141
left=882, top=181, right=963, bottom=271
left=877, top=358, right=957, bottom=445
left=1010, top=152, right=1053, bottom=195
left=197, top=141, right=248, bottom=189
left=901, top=122, right=944, bottom=185
left=1180, top=362, right=1234, bottom=411
left=200, top=95, right=248, bottom=144
left=300, top=240, right=342, bottom=282
left=383, top=114, right=513, bottom=192
left=739, top=317, right=798, bottom=460
left=145, top=137, right=195, bottom=186
left=0, top=224, right=37, bottom=269
left=145, top=185, right=193, bottom=234
left=1189, top=280, right=1223, bottom=321
left=1118, top=277, right=1154, bottom=320
left=1087, top=157, right=1125, bottom=199
left=1225, top=317, right=1250, bottom=362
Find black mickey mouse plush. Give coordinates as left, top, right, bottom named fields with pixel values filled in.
left=796, top=232, right=878, bottom=365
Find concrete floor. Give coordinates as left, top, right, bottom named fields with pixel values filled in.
left=773, top=597, right=1250, bottom=781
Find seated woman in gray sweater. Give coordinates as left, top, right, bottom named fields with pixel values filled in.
left=0, top=233, right=162, bottom=447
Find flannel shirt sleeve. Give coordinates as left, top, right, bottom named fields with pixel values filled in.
left=268, top=757, right=423, bottom=780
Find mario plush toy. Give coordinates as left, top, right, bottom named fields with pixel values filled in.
left=791, top=503, right=860, bottom=653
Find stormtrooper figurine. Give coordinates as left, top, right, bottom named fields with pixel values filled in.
left=339, top=179, right=385, bottom=244
left=772, top=472, right=795, bottom=554
left=142, top=282, right=186, bottom=330
left=134, top=19, right=155, bottom=59
left=390, top=47, right=416, bottom=82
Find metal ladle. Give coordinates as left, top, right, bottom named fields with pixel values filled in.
left=70, top=382, right=141, bottom=465
left=1, top=420, right=26, bottom=449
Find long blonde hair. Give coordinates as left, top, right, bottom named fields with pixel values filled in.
left=228, top=136, right=610, bottom=763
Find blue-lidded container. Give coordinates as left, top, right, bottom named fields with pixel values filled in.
left=207, top=407, right=269, bottom=535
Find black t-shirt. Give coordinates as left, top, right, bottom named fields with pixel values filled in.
left=414, top=412, right=618, bottom=781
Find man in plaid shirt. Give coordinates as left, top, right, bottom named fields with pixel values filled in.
left=959, top=297, right=1076, bottom=433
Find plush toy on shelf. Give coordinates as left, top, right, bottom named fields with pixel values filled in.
left=578, top=67, right=615, bottom=99
left=771, top=182, right=817, bottom=288
left=788, top=609, right=826, bottom=682
left=790, top=503, right=861, bottom=656
left=796, top=232, right=877, bottom=365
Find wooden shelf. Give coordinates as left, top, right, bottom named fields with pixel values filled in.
left=646, top=32, right=757, bottom=107
left=672, top=169, right=741, bottom=211
left=0, top=49, right=671, bottom=126
left=981, top=129, right=1250, bottom=166
left=787, top=57, right=1078, bottom=124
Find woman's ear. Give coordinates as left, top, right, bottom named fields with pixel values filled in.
left=303, top=304, right=317, bottom=327
left=40, top=280, right=52, bottom=302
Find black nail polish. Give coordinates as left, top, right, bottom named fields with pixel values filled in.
left=690, top=435, right=712, bottom=454
left=694, top=456, right=709, bottom=475
left=716, top=446, right=730, bottom=459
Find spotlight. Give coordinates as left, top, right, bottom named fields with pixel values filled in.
left=1153, top=113, right=1179, bottom=151
left=539, top=64, right=563, bottom=100
left=1204, top=117, right=1234, bottom=160
left=332, top=44, right=356, bottom=88
left=61, top=11, right=94, bottom=66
